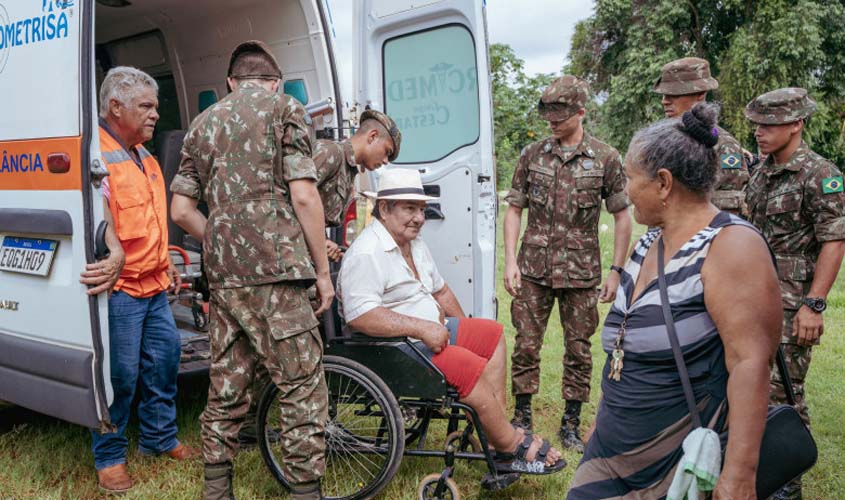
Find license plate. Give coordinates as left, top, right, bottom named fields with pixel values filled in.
left=0, top=236, right=59, bottom=277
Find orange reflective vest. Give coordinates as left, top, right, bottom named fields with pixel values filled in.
left=99, top=125, right=170, bottom=298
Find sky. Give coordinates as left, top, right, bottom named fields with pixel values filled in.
left=324, top=0, right=595, bottom=105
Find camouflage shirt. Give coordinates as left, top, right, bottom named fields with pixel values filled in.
left=506, top=133, right=629, bottom=289
left=170, top=81, right=318, bottom=289
left=711, top=126, right=750, bottom=214
left=313, top=139, right=357, bottom=227
left=746, top=141, right=845, bottom=313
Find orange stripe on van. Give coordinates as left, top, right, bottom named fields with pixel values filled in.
left=0, top=136, right=83, bottom=191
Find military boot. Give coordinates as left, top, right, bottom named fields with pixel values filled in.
left=510, top=394, right=533, bottom=430
left=290, top=481, right=323, bottom=500
left=203, top=462, right=235, bottom=500
left=558, top=400, right=585, bottom=453
left=237, top=417, right=259, bottom=450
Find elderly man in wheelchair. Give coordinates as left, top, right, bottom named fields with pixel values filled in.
left=339, top=169, right=566, bottom=476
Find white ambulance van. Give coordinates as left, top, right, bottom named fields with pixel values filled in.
left=0, top=0, right=496, bottom=431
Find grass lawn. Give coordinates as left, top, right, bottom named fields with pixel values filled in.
left=1, top=207, right=843, bottom=499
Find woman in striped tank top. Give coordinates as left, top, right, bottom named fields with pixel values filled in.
left=568, top=104, right=782, bottom=500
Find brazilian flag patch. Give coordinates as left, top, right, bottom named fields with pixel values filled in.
left=720, top=154, right=741, bottom=169
left=822, top=176, right=844, bottom=194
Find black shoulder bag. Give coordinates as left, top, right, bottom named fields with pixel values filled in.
left=657, top=237, right=817, bottom=499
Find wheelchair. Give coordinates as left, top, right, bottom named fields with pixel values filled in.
left=255, top=309, right=524, bottom=500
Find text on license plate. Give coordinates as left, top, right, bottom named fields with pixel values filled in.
left=0, top=236, right=59, bottom=277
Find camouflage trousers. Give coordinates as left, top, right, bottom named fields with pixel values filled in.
left=200, top=282, right=328, bottom=485
left=510, top=280, right=598, bottom=401
left=769, top=309, right=813, bottom=427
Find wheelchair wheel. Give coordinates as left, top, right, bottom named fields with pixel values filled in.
left=257, top=355, right=405, bottom=500
left=417, top=473, right=461, bottom=500
left=444, top=430, right=482, bottom=453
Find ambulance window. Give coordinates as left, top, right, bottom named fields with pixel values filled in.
left=382, top=24, right=479, bottom=163
left=198, top=90, right=218, bottom=112
left=145, top=75, right=181, bottom=154
left=284, top=80, right=309, bottom=105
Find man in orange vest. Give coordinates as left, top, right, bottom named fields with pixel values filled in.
left=88, top=66, right=199, bottom=494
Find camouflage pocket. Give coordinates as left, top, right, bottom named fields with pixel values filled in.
left=776, top=256, right=812, bottom=310
left=267, top=285, right=320, bottom=341
left=711, top=190, right=743, bottom=211
left=565, top=229, right=600, bottom=280
left=574, top=170, right=603, bottom=210
left=576, top=189, right=600, bottom=208
left=518, top=232, right=548, bottom=279
left=275, top=327, right=324, bottom=382
left=527, top=166, right=553, bottom=206
left=331, top=177, right=354, bottom=227
left=765, top=190, right=803, bottom=235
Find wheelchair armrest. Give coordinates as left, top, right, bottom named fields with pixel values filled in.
left=348, top=331, right=411, bottom=343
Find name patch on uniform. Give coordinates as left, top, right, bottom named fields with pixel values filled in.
left=720, top=154, right=741, bottom=169
left=822, top=176, right=844, bottom=194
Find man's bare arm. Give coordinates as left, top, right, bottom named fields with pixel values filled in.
left=80, top=200, right=125, bottom=295
left=348, top=307, right=449, bottom=353
left=432, top=284, right=465, bottom=318
left=171, top=193, right=207, bottom=241
left=503, top=204, right=524, bottom=296
left=290, top=178, right=333, bottom=315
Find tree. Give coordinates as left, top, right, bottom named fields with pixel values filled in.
left=490, top=43, right=555, bottom=188
left=568, top=0, right=845, bottom=165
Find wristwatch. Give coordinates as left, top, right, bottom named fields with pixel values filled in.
left=802, top=296, right=827, bottom=313
left=610, top=265, right=624, bottom=275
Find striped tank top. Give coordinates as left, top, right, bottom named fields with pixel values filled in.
left=568, top=211, right=760, bottom=499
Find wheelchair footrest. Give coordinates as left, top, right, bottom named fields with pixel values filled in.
left=481, top=472, right=521, bottom=491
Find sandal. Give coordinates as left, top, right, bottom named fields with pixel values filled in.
left=493, top=431, right=566, bottom=475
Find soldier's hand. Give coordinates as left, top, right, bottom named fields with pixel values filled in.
left=326, top=240, right=344, bottom=263
left=599, top=272, right=621, bottom=303
left=421, top=322, right=449, bottom=354
left=504, top=259, right=522, bottom=297
left=793, top=305, right=823, bottom=346
left=313, top=275, right=335, bottom=316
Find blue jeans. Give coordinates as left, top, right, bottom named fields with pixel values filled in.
left=91, top=290, right=181, bottom=470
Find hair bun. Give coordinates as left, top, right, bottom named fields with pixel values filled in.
left=680, top=109, right=719, bottom=148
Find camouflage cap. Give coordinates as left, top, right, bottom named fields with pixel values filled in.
left=744, top=87, right=817, bottom=125
left=227, top=40, right=282, bottom=80
left=538, top=75, right=590, bottom=121
left=653, top=57, right=719, bottom=96
left=360, top=109, right=402, bottom=161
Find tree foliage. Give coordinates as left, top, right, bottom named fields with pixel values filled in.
left=490, top=43, right=555, bottom=188
left=567, top=0, right=845, bottom=165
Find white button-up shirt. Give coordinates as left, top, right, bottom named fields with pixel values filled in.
left=338, top=218, right=445, bottom=324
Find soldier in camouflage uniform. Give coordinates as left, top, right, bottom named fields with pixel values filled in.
left=503, top=76, right=632, bottom=452
left=654, top=57, right=750, bottom=215
left=169, top=41, right=332, bottom=500
left=235, top=110, right=402, bottom=448
left=314, top=110, right=401, bottom=260
left=744, top=88, right=845, bottom=500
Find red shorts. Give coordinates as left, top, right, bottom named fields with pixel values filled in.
left=429, top=317, right=503, bottom=398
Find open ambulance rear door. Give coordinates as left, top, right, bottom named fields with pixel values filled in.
left=355, top=0, right=497, bottom=318
left=0, top=0, right=113, bottom=431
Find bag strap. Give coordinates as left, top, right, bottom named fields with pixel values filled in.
left=657, top=237, right=703, bottom=428
left=657, top=235, right=798, bottom=424
left=775, top=342, right=797, bottom=406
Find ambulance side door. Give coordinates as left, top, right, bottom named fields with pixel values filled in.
left=0, top=0, right=112, bottom=430
left=355, top=0, right=497, bottom=318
